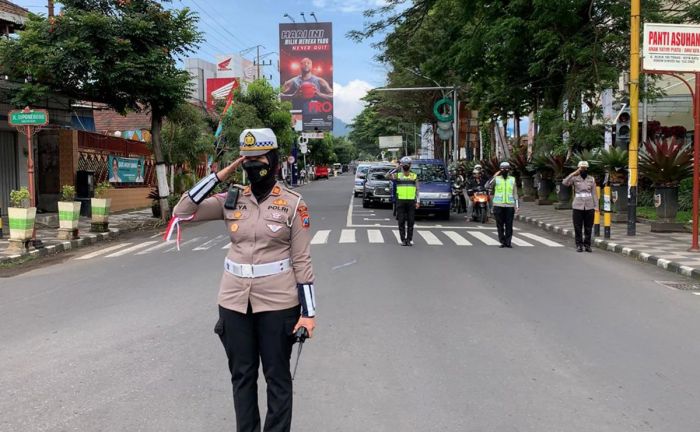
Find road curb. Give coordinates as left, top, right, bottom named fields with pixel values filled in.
left=515, top=214, right=700, bottom=281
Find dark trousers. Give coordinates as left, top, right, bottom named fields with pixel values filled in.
left=493, top=206, right=515, bottom=246
left=396, top=200, right=416, bottom=242
left=573, top=209, right=595, bottom=247
left=216, top=304, right=299, bottom=432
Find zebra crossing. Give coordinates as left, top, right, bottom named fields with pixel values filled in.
left=74, top=228, right=564, bottom=261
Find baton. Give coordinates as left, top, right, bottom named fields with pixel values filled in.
left=291, top=327, right=309, bottom=380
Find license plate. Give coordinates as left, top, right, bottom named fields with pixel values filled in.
left=381, top=198, right=389, bottom=203
left=421, top=200, right=434, bottom=206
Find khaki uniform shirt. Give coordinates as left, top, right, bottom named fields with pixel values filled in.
left=562, top=174, right=598, bottom=210
left=173, top=183, right=314, bottom=314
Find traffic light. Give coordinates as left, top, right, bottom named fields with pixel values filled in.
left=616, top=107, right=631, bottom=149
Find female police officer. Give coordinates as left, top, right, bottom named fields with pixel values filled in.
left=169, top=128, right=316, bottom=432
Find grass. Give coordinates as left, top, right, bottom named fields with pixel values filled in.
left=637, top=206, right=692, bottom=223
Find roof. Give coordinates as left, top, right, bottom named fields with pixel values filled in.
left=0, top=0, right=28, bottom=25
left=93, top=109, right=152, bottom=133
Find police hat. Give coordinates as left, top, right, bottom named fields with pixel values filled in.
left=239, top=128, right=278, bottom=156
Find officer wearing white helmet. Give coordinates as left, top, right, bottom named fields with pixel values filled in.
left=170, top=128, right=316, bottom=431
left=389, top=156, right=420, bottom=246
left=563, top=160, right=598, bottom=252
left=486, top=161, right=519, bottom=247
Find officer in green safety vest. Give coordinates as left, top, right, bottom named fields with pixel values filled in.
left=389, top=156, right=420, bottom=246
left=486, top=161, right=519, bottom=248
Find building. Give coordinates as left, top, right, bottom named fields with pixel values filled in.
left=0, top=0, right=27, bottom=36
left=185, top=54, right=256, bottom=111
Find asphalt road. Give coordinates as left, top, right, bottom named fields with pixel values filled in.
left=3, top=174, right=700, bottom=431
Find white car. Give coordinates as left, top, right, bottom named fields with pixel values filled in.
left=354, top=164, right=373, bottom=197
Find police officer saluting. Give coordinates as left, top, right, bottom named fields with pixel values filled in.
left=486, top=161, right=519, bottom=248
left=563, top=161, right=598, bottom=252
left=169, top=128, right=316, bottom=432
left=389, top=157, right=420, bottom=246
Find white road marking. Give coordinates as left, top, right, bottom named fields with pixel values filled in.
left=507, top=235, right=534, bottom=247
left=417, top=231, right=443, bottom=246
left=518, top=232, right=564, bottom=247
left=105, top=241, right=159, bottom=257
left=164, top=236, right=203, bottom=252
left=222, top=243, right=231, bottom=249
left=339, top=229, right=356, bottom=243
left=311, top=230, right=331, bottom=245
left=346, top=193, right=355, bottom=227
left=136, top=241, right=174, bottom=255
left=77, top=243, right=133, bottom=260
left=367, top=229, right=384, bottom=243
left=443, top=231, right=472, bottom=246
left=392, top=230, right=403, bottom=244
left=150, top=232, right=163, bottom=239
left=193, top=235, right=227, bottom=251
left=364, top=218, right=391, bottom=221
left=467, top=231, right=501, bottom=246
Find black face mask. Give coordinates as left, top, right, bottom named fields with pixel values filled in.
left=402, top=165, right=410, bottom=171
left=580, top=170, right=588, bottom=179
left=501, top=170, right=509, bottom=178
left=242, top=160, right=271, bottom=184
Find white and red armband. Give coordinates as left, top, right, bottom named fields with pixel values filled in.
left=297, top=283, right=316, bottom=318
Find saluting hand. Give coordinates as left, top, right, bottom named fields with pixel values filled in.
left=294, top=316, right=316, bottom=338
left=216, top=156, right=246, bottom=181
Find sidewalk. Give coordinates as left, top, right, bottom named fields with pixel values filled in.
left=516, top=202, right=700, bottom=280
left=0, top=208, right=162, bottom=265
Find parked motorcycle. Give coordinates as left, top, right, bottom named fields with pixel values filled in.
left=468, top=186, right=490, bottom=223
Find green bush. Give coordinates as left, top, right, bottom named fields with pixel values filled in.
left=60, top=185, right=76, bottom=201
left=94, top=181, right=111, bottom=198
left=9, top=187, right=30, bottom=208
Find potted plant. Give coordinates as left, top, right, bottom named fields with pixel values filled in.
left=532, top=154, right=555, bottom=205
left=599, top=147, right=629, bottom=222
left=148, top=189, right=161, bottom=219
left=639, top=138, right=692, bottom=231
left=57, top=185, right=80, bottom=239
left=509, top=150, right=536, bottom=202
left=8, top=187, right=36, bottom=248
left=90, top=181, right=112, bottom=232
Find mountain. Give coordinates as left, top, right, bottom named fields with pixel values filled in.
left=333, top=117, right=349, bottom=136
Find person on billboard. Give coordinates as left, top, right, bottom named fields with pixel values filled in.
left=108, top=157, right=122, bottom=183
left=135, top=159, right=145, bottom=183
left=281, top=58, right=333, bottom=100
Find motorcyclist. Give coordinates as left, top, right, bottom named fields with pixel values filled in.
left=453, top=167, right=467, bottom=213
left=466, top=168, right=489, bottom=220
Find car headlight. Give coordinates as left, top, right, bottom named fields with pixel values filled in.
left=438, top=192, right=451, bottom=199
left=355, top=180, right=365, bottom=186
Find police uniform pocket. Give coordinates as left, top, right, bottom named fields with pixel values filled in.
left=263, top=213, right=289, bottom=237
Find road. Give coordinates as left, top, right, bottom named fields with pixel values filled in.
left=3, top=174, right=700, bottom=431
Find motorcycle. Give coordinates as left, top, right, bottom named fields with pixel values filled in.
left=468, top=185, right=490, bottom=223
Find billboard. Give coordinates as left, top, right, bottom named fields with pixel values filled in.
left=206, top=77, right=239, bottom=110
left=108, top=155, right=145, bottom=184
left=279, top=22, right=333, bottom=131
left=379, top=136, right=403, bottom=149
left=643, top=23, right=700, bottom=72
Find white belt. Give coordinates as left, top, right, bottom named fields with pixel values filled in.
left=224, top=258, right=291, bottom=278
left=575, top=192, right=592, bottom=198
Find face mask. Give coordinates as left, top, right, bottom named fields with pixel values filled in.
left=402, top=165, right=410, bottom=171
left=501, top=170, right=509, bottom=178
left=580, top=170, right=588, bottom=178
left=243, top=160, right=271, bottom=184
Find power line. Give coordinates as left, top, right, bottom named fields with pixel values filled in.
left=186, top=0, right=254, bottom=51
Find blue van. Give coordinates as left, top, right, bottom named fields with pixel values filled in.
left=390, top=159, right=452, bottom=220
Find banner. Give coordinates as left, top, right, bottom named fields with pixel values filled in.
left=207, top=77, right=239, bottom=111
left=643, top=23, right=700, bottom=72
left=420, top=124, right=435, bottom=159
left=279, top=22, right=333, bottom=131
left=108, top=155, right=145, bottom=184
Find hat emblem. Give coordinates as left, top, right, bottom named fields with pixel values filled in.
left=243, top=132, right=256, bottom=146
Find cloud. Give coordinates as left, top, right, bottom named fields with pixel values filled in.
left=333, top=80, right=374, bottom=124
left=312, top=0, right=387, bottom=13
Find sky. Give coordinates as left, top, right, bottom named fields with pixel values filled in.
left=15, top=0, right=389, bottom=125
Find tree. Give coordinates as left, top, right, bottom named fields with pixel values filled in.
left=0, top=0, right=202, bottom=220
left=220, top=80, right=295, bottom=160
left=332, top=136, right=357, bottom=165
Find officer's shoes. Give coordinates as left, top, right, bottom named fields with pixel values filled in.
left=576, top=245, right=584, bottom=252
left=585, top=245, right=592, bottom=253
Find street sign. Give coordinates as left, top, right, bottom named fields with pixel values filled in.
left=300, top=144, right=308, bottom=154
left=433, top=98, right=454, bottom=122
left=643, top=23, right=700, bottom=72
left=301, top=132, right=324, bottom=139
left=8, top=109, right=49, bottom=126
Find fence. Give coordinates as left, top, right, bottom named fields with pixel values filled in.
left=77, top=131, right=156, bottom=186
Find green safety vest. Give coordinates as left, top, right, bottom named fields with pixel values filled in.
left=396, top=172, right=418, bottom=200
left=493, top=176, right=516, bottom=205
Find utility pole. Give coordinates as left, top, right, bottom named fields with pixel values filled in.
left=628, top=0, right=640, bottom=236
left=48, top=0, right=55, bottom=18
left=257, top=45, right=261, bottom=80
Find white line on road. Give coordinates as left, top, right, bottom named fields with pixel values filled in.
left=311, top=230, right=331, bottom=245
left=467, top=231, right=501, bottom=246
left=364, top=218, right=390, bottom=221
left=222, top=242, right=231, bottom=249
left=339, top=229, right=356, bottom=244
left=193, top=235, right=227, bottom=251
left=392, top=230, right=402, bottom=244
left=443, top=231, right=472, bottom=246
left=346, top=193, right=354, bottom=227
left=77, top=243, right=133, bottom=260
left=418, top=231, right=443, bottom=246
left=518, top=232, right=564, bottom=247
left=165, top=236, right=203, bottom=252
left=367, top=229, right=384, bottom=243
left=136, top=241, right=173, bottom=255
left=105, top=241, right=159, bottom=258
left=505, top=235, right=534, bottom=247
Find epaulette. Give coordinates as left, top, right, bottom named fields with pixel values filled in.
left=283, top=186, right=302, bottom=199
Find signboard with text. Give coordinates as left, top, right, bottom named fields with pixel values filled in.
left=108, top=155, right=145, bottom=184
left=379, top=136, right=403, bottom=149
left=643, top=23, right=700, bottom=72
left=8, top=109, right=48, bottom=126
left=279, top=22, right=334, bottom=131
